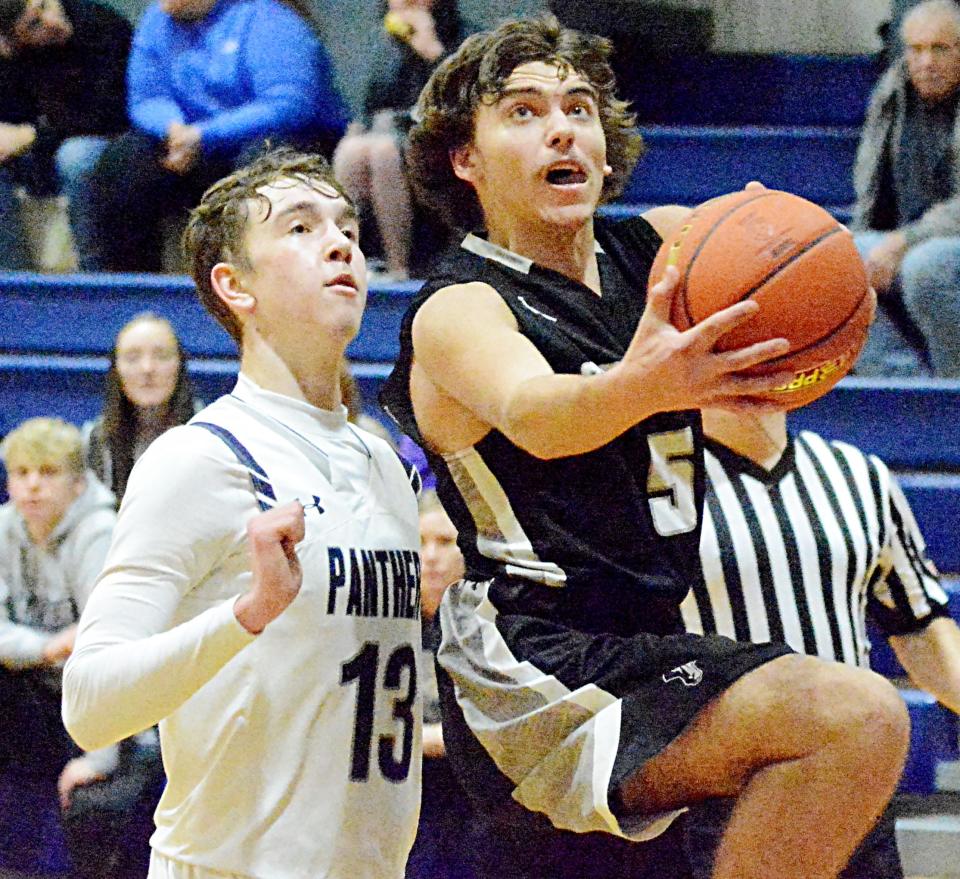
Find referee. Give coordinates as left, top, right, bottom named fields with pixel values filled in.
left=681, top=407, right=960, bottom=879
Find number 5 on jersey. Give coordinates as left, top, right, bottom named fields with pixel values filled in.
left=340, top=642, right=418, bottom=783
left=646, top=428, right=697, bottom=536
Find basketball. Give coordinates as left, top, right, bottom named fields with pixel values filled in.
left=649, top=189, right=872, bottom=409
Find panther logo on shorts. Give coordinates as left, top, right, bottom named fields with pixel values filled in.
left=662, top=660, right=703, bottom=687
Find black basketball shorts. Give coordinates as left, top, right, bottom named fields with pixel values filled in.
left=436, top=578, right=793, bottom=842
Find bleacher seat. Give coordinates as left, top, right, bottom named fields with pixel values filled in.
left=625, top=125, right=858, bottom=207
left=0, top=271, right=413, bottom=434
left=611, top=52, right=880, bottom=219
left=789, top=378, right=960, bottom=471
left=628, top=53, right=879, bottom=127
left=899, top=689, right=960, bottom=795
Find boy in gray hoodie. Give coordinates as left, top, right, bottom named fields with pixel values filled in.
left=0, top=415, right=115, bottom=782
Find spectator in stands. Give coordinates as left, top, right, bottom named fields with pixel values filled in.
left=82, top=313, right=200, bottom=504
left=0, top=416, right=116, bottom=798
left=333, top=0, right=472, bottom=280
left=407, top=490, right=478, bottom=879
left=852, top=0, right=960, bottom=377
left=0, top=0, right=131, bottom=270
left=680, top=406, right=960, bottom=879
left=85, top=0, right=349, bottom=272
left=59, top=727, right=165, bottom=879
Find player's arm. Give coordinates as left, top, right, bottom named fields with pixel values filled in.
left=641, top=203, right=692, bottom=243
left=889, top=617, right=960, bottom=715
left=62, top=429, right=299, bottom=750
left=413, top=270, right=793, bottom=459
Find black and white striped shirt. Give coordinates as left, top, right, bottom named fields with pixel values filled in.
left=681, top=431, right=949, bottom=667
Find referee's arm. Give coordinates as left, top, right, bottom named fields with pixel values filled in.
left=890, top=619, right=960, bottom=715
left=873, top=462, right=960, bottom=714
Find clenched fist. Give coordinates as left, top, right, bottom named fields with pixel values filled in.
left=234, top=500, right=305, bottom=634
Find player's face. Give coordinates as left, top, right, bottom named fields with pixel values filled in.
left=115, top=319, right=181, bottom=411
left=453, top=61, right=609, bottom=237
left=904, top=12, right=960, bottom=103
left=7, top=460, right=84, bottom=542
left=240, top=178, right=367, bottom=354
left=419, top=507, right=463, bottom=621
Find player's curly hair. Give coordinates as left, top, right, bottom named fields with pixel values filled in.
left=407, top=15, right=644, bottom=232
left=182, top=146, right=351, bottom=346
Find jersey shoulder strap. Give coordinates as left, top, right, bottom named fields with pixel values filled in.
left=193, top=421, right=276, bottom=512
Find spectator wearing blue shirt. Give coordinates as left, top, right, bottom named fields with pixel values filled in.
left=85, top=0, right=348, bottom=272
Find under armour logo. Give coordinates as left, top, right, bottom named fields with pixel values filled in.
left=662, top=660, right=703, bottom=687
left=301, top=495, right=325, bottom=515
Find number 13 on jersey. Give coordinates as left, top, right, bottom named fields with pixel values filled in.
left=340, top=641, right=418, bottom=783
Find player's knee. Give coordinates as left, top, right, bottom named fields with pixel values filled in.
left=784, top=658, right=910, bottom=765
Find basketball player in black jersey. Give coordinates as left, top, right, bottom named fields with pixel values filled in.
left=381, top=16, right=909, bottom=879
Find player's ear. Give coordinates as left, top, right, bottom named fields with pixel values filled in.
left=211, top=262, right=256, bottom=319
left=450, top=144, right=478, bottom=185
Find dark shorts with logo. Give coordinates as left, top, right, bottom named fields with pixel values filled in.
left=437, top=578, right=793, bottom=875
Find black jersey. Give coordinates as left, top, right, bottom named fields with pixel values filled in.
left=381, top=217, right=704, bottom=635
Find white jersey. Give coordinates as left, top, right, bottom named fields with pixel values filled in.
left=63, top=375, right=422, bottom=879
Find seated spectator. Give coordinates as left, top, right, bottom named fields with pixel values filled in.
left=59, top=727, right=165, bottom=879
left=82, top=313, right=201, bottom=504
left=85, top=0, right=348, bottom=272
left=852, top=0, right=960, bottom=377
left=407, top=490, right=477, bottom=879
left=0, top=0, right=131, bottom=270
left=0, top=416, right=115, bottom=791
left=333, top=0, right=472, bottom=280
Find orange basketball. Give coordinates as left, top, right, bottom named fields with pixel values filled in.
left=649, top=189, right=872, bottom=410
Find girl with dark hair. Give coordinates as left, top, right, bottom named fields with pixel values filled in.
left=333, top=0, right=474, bottom=281
left=82, top=313, right=200, bottom=504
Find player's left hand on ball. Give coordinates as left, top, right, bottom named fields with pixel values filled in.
left=235, top=501, right=306, bottom=634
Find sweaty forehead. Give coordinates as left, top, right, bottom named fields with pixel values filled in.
left=500, top=60, right=592, bottom=92
left=250, top=178, right=347, bottom=222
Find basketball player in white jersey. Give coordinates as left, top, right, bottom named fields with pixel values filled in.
left=62, top=148, right=422, bottom=879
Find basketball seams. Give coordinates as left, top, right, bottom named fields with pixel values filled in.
left=745, top=286, right=871, bottom=368
left=678, top=190, right=777, bottom=328
left=652, top=189, right=870, bottom=409
left=733, top=225, right=846, bottom=307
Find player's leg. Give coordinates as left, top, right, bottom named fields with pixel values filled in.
left=622, top=654, right=910, bottom=879
left=683, top=799, right=904, bottom=879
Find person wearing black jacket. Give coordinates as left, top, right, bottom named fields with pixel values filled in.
left=0, top=0, right=131, bottom=269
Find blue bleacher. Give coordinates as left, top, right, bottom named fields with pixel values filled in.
left=616, top=52, right=878, bottom=212
left=628, top=53, right=879, bottom=127
left=625, top=125, right=858, bottom=207
left=2, top=50, right=958, bottom=872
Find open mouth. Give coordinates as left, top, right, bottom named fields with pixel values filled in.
left=545, top=165, right=588, bottom=186
left=328, top=273, right=357, bottom=290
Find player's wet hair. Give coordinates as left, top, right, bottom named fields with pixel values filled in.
left=183, top=146, right=353, bottom=346
left=407, top=15, right=644, bottom=231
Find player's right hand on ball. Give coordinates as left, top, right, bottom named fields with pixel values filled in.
left=624, top=265, right=793, bottom=413
left=234, top=500, right=305, bottom=634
